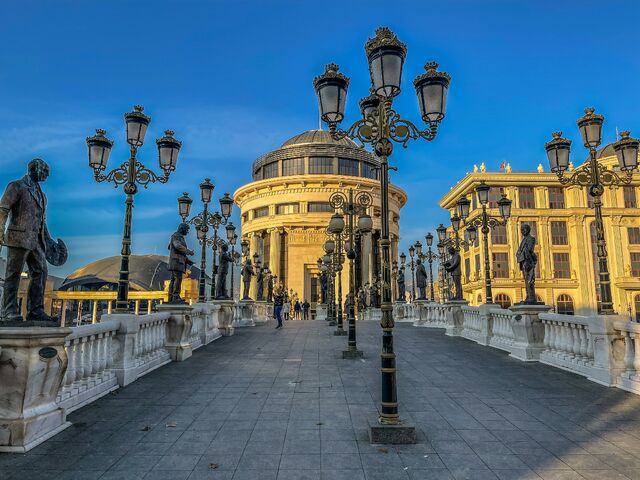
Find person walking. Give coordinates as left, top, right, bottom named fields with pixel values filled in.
left=302, top=299, right=310, bottom=320
left=294, top=300, right=301, bottom=320
left=282, top=298, right=290, bottom=322
left=273, top=288, right=284, bottom=329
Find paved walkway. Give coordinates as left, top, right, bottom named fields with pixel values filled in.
left=4, top=319, right=640, bottom=480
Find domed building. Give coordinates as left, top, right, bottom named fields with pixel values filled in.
left=233, top=129, right=407, bottom=305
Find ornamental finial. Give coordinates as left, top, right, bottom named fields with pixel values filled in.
left=552, top=131, right=563, bottom=139
left=95, top=128, right=106, bottom=136
left=620, top=131, right=630, bottom=139
left=134, top=105, right=144, bottom=112
left=424, top=61, right=439, bottom=72
left=584, top=107, right=596, bottom=116
left=164, top=130, right=175, bottom=136
left=365, top=26, right=407, bottom=56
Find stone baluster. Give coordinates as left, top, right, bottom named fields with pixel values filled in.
left=633, top=334, right=640, bottom=377
left=624, top=331, right=635, bottom=373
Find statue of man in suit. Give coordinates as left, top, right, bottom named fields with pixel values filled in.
left=215, top=243, right=232, bottom=299
left=397, top=265, right=406, bottom=302
left=444, top=246, right=463, bottom=301
left=415, top=259, right=428, bottom=300
left=0, top=159, right=67, bottom=324
left=168, top=223, right=194, bottom=304
left=241, top=259, right=255, bottom=300
left=517, top=224, right=539, bottom=304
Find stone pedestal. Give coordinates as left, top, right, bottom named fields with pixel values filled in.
left=476, top=304, right=495, bottom=345
left=0, top=327, right=72, bottom=452
left=192, top=303, right=222, bottom=344
left=508, top=304, right=553, bottom=361
left=159, top=304, right=193, bottom=361
left=253, top=301, right=272, bottom=325
left=393, top=302, right=415, bottom=323
left=316, top=304, right=328, bottom=321
left=363, top=307, right=382, bottom=322
left=369, top=423, right=417, bottom=444
left=213, top=299, right=235, bottom=336
left=235, top=300, right=256, bottom=327
left=445, top=300, right=468, bottom=336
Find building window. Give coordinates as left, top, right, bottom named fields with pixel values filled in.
left=491, top=224, right=507, bottom=245
left=308, top=202, right=334, bottom=213
left=628, top=227, right=640, bottom=245
left=553, top=252, right=571, bottom=279
left=557, top=294, right=575, bottom=315
left=624, top=186, right=637, bottom=208
left=282, top=158, right=304, bottom=176
left=488, top=187, right=505, bottom=208
left=362, top=162, right=378, bottom=179
left=279, top=232, right=288, bottom=287
left=310, top=276, right=318, bottom=304
left=492, top=252, right=509, bottom=278
left=477, top=294, right=482, bottom=304
left=631, top=253, right=640, bottom=277
left=548, top=187, right=565, bottom=209
left=309, top=156, right=334, bottom=174
left=475, top=254, right=481, bottom=276
left=589, top=222, right=601, bottom=311
left=338, top=158, right=359, bottom=176
left=550, top=221, right=568, bottom=245
left=241, top=213, right=248, bottom=224
left=263, top=232, right=271, bottom=268
left=495, top=293, right=511, bottom=309
left=262, top=162, right=279, bottom=179
left=635, top=294, right=640, bottom=322
left=254, top=207, right=269, bottom=218
left=518, top=187, right=535, bottom=209
left=276, top=203, right=299, bottom=215
left=464, top=258, right=470, bottom=280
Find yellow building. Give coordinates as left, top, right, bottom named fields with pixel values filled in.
left=234, top=129, right=407, bottom=304
left=439, top=146, right=640, bottom=317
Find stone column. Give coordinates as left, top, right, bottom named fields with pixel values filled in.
left=270, top=228, right=281, bottom=280
left=91, top=300, right=98, bottom=324
left=158, top=304, right=194, bottom=361
left=0, top=327, right=73, bottom=452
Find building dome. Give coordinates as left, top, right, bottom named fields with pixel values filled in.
left=280, top=129, right=358, bottom=148
left=252, top=129, right=380, bottom=181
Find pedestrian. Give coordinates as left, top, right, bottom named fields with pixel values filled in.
left=282, top=298, right=290, bottom=322
left=294, top=300, right=301, bottom=320
left=273, top=288, right=284, bottom=329
left=302, top=299, right=310, bottom=320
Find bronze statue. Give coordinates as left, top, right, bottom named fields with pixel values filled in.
left=267, top=272, right=274, bottom=303
left=215, top=243, right=232, bottom=299
left=397, top=265, right=406, bottom=302
left=444, top=246, right=462, bottom=301
left=0, top=159, right=67, bottom=324
left=357, top=287, right=367, bottom=311
left=319, top=271, right=328, bottom=304
left=415, top=259, right=427, bottom=300
left=168, top=223, right=194, bottom=304
left=256, top=267, right=264, bottom=301
left=517, top=224, right=539, bottom=304
left=241, top=259, right=254, bottom=300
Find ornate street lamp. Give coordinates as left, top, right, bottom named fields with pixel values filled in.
left=227, top=224, right=237, bottom=300
left=545, top=108, right=639, bottom=314
left=314, top=26, right=450, bottom=432
left=457, top=181, right=512, bottom=305
left=327, top=212, right=346, bottom=332
left=424, top=233, right=438, bottom=302
left=408, top=244, right=416, bottom=302
left=329, top=189, right=373, bottom=357
left=241, top=239, right=250, bottom=259
left=87, top=105, right=181, bottom=312
left=323, top=239, right=336, bottom=325
left=178, top=178, right=216, bottom=303
left=208, top=193, right=234, bottom=299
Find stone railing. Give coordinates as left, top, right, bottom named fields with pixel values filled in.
left=615, top=320, right=640, bottom=395
left=413, top=301, right=450, bottom=329
left=0, top=300, right=235, bottom=453
left=489, top=308, right=516, bottom=352
left=393, top=302, right=417, bottom=322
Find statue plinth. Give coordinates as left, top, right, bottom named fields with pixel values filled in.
left=235, top=299, right=256, bottom=327
left=158, top=304, right=193, bottom=361
left=212, top=299, right=235, bottom=336
left=508, top=304, right=553, bottom=361
left=0, top=327, right=72, bottom=452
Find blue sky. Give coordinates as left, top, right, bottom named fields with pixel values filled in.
left=1, top=0, right=639, bottom=277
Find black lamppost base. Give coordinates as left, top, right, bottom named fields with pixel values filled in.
left=342, top=349, right=363, bottom=359
left=334, top=329, right=347, bottom=336
left=369, top=423, right=416, bottom=444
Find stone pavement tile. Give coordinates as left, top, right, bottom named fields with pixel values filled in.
left=100, top=471, right=147, bottom=480
left=407, top=470, right=454, bottom=479
left=286, top=429, right=321, bottom=442
left=111, top=454, right=162, bottom=471
left=457, top=429, right=499, bottom=443
left=279, top=454, right=321, bottom=470
left=188, top=471, right=234, bottom=480
left=494, top=469, right=542, bottom=480
left=518, top=453, right=572, bottom=471
left=283, top=439, right=320, bottom=454
left=144, top=470, right=191, bottom=480
left=321, top=470, right=366, bottom=480
left=477, top=453, right=530, bottom=469
left=250, top=429, right=286, bottom=443
left=172, top=441, right=211, bottom=455
left=71, top=453, right=123, bottom=470
left=243, top=440, right=284, bottom=454
left=232, top=469, right=277, bottom=480
left=142, top=428, right=184, bottom=443
left=448, top=467, right=499, bottom=479
left=206, top=439, right=249, bottom=454
left=535, top=471, right=585, bottom=480
left=320, top=453, right=363, bottom=470
left=559, top=454, right=613, bottom=469
left=216, top=430, right=252, bottom=442
left=598, top=454, right=640, bottom=469
left=194, top=454, right=241, bottom=471
left=277, top=470, right=321, bottom=480
left=321, top=440, right=359, bottom=453
left=362, top=467, right=411, bottom=479
left=320, top=427, right=357, bottom=441
left=469, top=441, right=514, bottom=455
left=398, top=453, right=446, bottom=469
left=153, top=454, right=201, bottom=470
left=576, top=470, right=630, bottom=480
left=432, top=440, right=475, bottom=455
left=360, top=451, right=404, bottom=468
left=50, top=471, right=105, bottom=480
left=180, top=430, right=220, bottom=443
left=236, top=453, right=281, bottom=470
left=437, top=453, right=486, bottom=470
left=621, top=470, right=640, bottom=479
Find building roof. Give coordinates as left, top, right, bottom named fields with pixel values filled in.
left=59, top=254, right=202, bottom=291
left=280, top=129, right=358, bottom=148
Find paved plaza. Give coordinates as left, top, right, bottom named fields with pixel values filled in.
left=4, top=319, right=640, bottom=480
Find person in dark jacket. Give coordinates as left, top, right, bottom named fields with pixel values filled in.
left=273, top=288, right=284, bottom=328
left=302, top=300, right=310, bottom=320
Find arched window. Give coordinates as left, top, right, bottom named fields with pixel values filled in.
left=477, top=294, right=482, bottom=305
left=635, top=294, right=640, bottom=322
left=557, top=294, right=574, bottom=315
left=495, top=293, right=511, bottom=309
left=536, top=294, right=544, bottom=304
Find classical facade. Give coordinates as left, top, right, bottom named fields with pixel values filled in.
left=234, top=130, right=407, bottom=306
left=439, top=146, right=640, bottom=317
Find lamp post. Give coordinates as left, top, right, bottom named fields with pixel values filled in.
left=314, top=27, right=450, bottom=430
left=177, top=178, right=215, bottom=303
left=456, top=182, right=512, bottom=305
left=408, top=245, right=416, bottom=302
left=329, top=189, right=373, bottom=355
left=391, top=261, right=398, bottom=302
left=544, top=109, right=639, bottom=314
left=327, top=218, right=346, bottom=332
left=424, top=233, right=438, bottom=302
left=208, top=193, right=234, bottom=299
left=323, top=239, right=336, bottom=325
left=229, top=232, right=239, bottom=301
left=87, top=105, right=181, bottom=312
